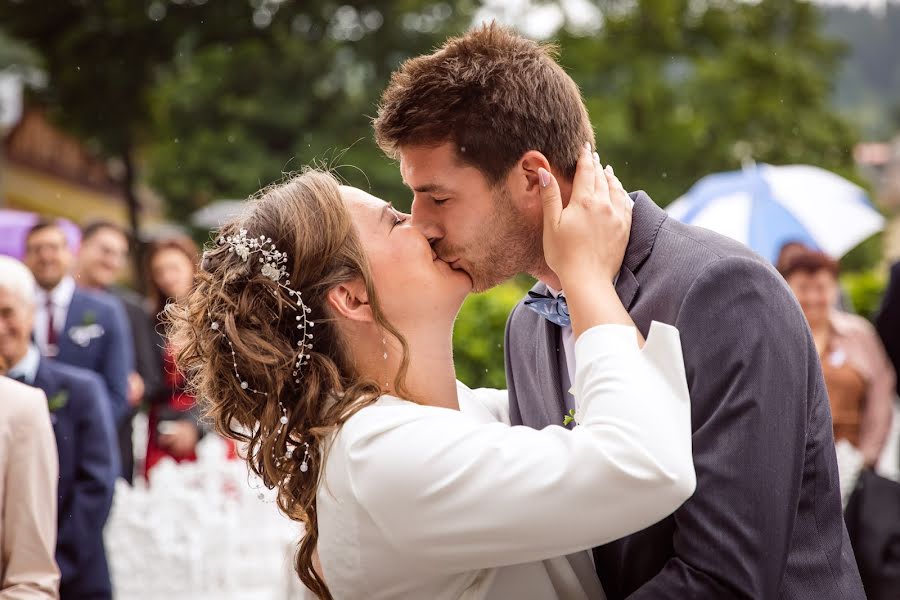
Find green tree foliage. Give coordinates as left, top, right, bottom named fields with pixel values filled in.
left=842, top=268, right=888, bottom=320
left=822, top=3, right=900, bottom=137
left=0, top=0, right=329, bottom=282
left=453, top=279, right=531, bottom=389
left=555, top=0, right=859, bottom=207
left=147, top=1, right=475, bottom=222
left=0, top=28, right=40, bottom=71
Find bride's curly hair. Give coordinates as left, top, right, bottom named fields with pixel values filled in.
left=164, top=169, right=409, bottom=599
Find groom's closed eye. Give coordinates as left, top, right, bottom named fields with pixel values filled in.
left=431, top=197, right=450, bottom=206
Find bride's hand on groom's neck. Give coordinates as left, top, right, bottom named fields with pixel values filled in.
left=539, top=142, right=637, bottom=339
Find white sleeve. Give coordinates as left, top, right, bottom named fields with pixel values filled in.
left=468, top=387, right=510, bottom=425
left=345, top=322, right=695, bottom=571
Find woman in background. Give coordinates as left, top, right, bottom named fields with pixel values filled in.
left=779, top=245, right=896, bottom=467
left=144, top=236, right=206, bottom=476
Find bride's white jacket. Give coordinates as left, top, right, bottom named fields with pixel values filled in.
left=317, top=323, right=695, bottom=599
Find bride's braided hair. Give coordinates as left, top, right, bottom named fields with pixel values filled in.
left=165, top=169, right=409, bottom=599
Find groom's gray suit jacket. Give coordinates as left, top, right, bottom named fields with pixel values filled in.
left=505, top=192, right=865, bottom=599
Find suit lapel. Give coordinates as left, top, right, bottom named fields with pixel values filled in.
left=58, top=291, right=85, bottom=358
left=33, top=359, right=62, bottom=413
left=62, top=291, right=85, bottom=332
left=34, top=359, right=54, bottom=392
left=614, top=191, right=668, bottom=311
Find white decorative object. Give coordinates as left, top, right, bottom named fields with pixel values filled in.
left=67, top=323, right=105, bottom=347
left=105, top=435, right=305, bottom=600
left=835, top=439, right=865, bottom=509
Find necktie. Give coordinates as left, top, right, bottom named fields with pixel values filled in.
left=523, top=290, right=571, bottom=327
left=46, top=298, right=58, bottom=351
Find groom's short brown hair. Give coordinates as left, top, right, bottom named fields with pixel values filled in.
left=374, top=23, right=594, bottom=184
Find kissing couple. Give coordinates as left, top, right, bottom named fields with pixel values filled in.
left=169, top=24, right=864, bottom=600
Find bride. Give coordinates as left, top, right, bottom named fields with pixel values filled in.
left=167, top=146, right=695, bottom=599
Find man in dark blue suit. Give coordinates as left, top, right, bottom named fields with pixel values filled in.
left=0, top=256, right=118, bottom=600
left=24, top=220, right=134, bottom=474
left=75, top=220, right=163, bottom=485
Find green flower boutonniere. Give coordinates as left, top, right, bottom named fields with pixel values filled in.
left=563, top=408, right=577, bottom=426
left=48, top=390, right=69, bottom=412
left=81, top=310, right=97, bottom=326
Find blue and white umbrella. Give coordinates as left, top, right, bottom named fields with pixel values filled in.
left=666, top=164, right=885, bottom=264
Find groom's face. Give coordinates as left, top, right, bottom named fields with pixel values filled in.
left=400, top=143, right=542, bottom=292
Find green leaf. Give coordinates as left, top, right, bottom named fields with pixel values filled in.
left=47, top=390, right=69, bottom=412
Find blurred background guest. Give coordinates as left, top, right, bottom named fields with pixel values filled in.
left=143, top=236, right=205, bottom=477
left=777, top=241, right=854, bottom=311
left=875, top=261, right=900, bottom=396
left=75, top=221, right=162, bottom=484
left=779, top=245, right=896, bottom=467
left=0, top=371, right=60, bottom=599
left=22, top=219, right=134, bottom=478
left=0, top=256, right=118, bottom=600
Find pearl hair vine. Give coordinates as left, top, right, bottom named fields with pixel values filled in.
left=212, top=228, right=315, bottom=385
left=204, top=227, right=317, bottom=496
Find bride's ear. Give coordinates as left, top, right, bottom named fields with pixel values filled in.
left=326, top=279, right=373, bottom=323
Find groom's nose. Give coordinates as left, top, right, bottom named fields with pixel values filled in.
left=410, top=198, right=443, bottom=245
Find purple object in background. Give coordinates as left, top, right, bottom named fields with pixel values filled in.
left=0, top=209, right=81, bottom=259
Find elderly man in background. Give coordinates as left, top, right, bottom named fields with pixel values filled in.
left=0, top=256, right=118, bottom=600
left=74, top=220, right=161, bottom=484
left=0, top=371, right=59, bottom=599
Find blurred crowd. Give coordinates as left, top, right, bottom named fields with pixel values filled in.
left=0, top=217, right=899, bottom=599
left=0, top=219, right=217, bottom=599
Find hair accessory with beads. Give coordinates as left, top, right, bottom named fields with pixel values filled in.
left=215, top=229, right=314, bottom=384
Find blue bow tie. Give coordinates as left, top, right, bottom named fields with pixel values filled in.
left=523, top=290, right=570, bottom=327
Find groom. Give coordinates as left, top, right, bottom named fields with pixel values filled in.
left=374, top=24, right=864, bottom=599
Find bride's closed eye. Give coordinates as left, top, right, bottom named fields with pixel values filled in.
left=390, top=210, right=409, bottom=230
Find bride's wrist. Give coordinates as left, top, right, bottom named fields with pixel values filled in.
left=564, top=279, right=632, bottom=338
left=558, top=270, right=617, bottom=294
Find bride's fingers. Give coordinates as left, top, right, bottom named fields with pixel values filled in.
left=591, top=152, right=612, bottom=210
left=604, top=167, right=624, bottom=212
left=538, top=167, right=562, bottom=231
left=592, top=152, right=605, bottom=198
left=571, top=143, right=595, bottom=205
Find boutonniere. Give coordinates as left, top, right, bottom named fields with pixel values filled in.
left=563, top=408, right=577, bottom=426
left=81, top=310, right=97, bottom=326
left=68, top=322, right=106, bottom=347
left=48, top=389, right=69, bottom=412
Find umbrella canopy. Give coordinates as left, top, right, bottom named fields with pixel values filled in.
left=0, top=209, right=81, bottom=260
left=666, top=164, right=885, bottom=264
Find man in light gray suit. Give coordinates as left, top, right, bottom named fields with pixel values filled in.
left=374, top=24, right=865, bottom=599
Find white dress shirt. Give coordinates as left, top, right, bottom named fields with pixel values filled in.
left=316, top=322, right=695, bottom=599
left=6, top=345, right=41, bottom=386
left=33, top=276, right=76, bottom=357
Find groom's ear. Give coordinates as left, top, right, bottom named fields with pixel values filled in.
left=518, top=151, right=552, bottom=195
left=326, top=278, right=373, bottom=323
